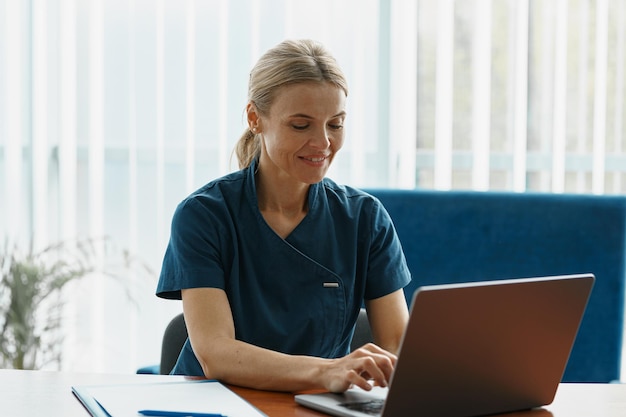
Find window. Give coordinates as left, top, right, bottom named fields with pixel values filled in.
left=1, top=0, right=624, bottom=373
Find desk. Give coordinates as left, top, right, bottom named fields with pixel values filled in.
left=2, top=369, right=625, bottom=416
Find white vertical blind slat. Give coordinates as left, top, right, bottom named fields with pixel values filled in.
left=388, top=0, right=417, bottom=189
left=615, top=1, right=625, bottom=193
left=347, top=10, right=367, bottom=187
left=58, top=0, right=79, bottom=370
left=471, top=0, right=492, bottom=191
left=551, top=0, right=568, bottom=193
left=185, top=0, right=196, bottom=193
left=434, top=0, right=454, bottom=190
left=284, top=0, right=294, bottom=38
left=576, top=0, right=590, bottom=192
left=88, top=0, right=105, bottom=237
left=3, top=0, right=24, bottom=241
left=538, top=2, right=554, bottom=192
left=250, top=0, right=261, bottom=61
left=88, top=0, right=106, bottom=372
left=127, top=0, right=139, bottom=371
left=376, top=0, right=391, bottom=187
left=156, top=0, right=166, bottom=251
left=32, top=0, right=48, bottom=248
left=218, top=0, right=230, bottom=175
left=58, top=0, right=77, bottom=241
left=512, top=0, right=529, bottom=192
left=592, top=0, right=608, bottom=195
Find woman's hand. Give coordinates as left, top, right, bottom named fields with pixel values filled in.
left=321, top=343, right=397, bottom=393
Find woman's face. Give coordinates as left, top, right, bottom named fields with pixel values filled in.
left=252, top=82, right=347, bottom=185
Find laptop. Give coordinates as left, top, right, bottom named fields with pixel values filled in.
left=295, top=273, right=594, bottom=417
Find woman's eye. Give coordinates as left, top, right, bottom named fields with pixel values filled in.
left=292, top=124, right=309, bottom=130
left=329, top=124, right=344, bottom=130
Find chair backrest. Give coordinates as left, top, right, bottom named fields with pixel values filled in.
left=160, top=312, right=188, bottom=375
left=350, top=308, right=373, bottom=351
left=160, top=309, right=372, bottom=374
left=365, top=189, right=626, bottom=383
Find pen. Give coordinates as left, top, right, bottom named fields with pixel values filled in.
left=138, top=410, right=227, bottom=417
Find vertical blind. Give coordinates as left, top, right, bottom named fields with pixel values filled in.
left=0, top=0, right=624, bottom=373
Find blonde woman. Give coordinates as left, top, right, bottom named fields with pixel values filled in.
left=157, top=39, right=411, bottom=393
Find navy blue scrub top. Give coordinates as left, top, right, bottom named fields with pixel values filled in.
left=157, top=159, right=411, bottom=376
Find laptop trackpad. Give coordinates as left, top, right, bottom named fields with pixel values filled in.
left=295, top=386, right=388, bottom=417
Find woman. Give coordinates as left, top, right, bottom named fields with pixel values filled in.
left=157, top=39, right=411, bottom=393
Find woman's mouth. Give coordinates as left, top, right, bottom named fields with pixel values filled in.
left=302, top=156, right=327, bottom=162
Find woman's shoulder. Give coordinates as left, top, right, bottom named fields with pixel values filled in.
left=194, top=169, right=246, bottom=196
left=319, top=178, right=384, bottom=218
left=320, top=178, right=379, bottom=205
left=174, top=168, right=249, bottom=217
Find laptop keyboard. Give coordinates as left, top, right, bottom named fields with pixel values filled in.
left=339, top=399, right=385, bottom=415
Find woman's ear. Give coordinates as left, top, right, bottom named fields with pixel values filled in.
left=246, top=102, right=262, bottom=133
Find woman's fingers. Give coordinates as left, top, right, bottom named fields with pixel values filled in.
left=356, top=343, right=398, bottom=364
left=352, top=344, right=396, bottom=384
left=325, top=344, right=397, bottom=393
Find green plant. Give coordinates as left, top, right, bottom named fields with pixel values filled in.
left=0, top=237, right=151, bottom=370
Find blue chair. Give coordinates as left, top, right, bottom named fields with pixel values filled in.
left=365, top=189, right=626, bottom=383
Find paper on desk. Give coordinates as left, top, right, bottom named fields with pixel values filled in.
left=72, top=379, right=267, bottom=417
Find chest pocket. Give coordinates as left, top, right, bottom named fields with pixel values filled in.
left=231, top=238, right=349, bottom=358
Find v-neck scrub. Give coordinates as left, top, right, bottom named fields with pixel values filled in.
left=157, top=160, right=411, bottom=376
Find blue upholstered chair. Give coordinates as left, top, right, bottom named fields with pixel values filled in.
left=365, top=189, right=626, bottom=383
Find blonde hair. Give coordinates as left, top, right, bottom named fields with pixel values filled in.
left=234, top=39, right=349, bottom=169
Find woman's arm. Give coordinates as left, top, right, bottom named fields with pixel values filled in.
left=182, top=287, right=397, bottom=393
left=365, top=289, right=410, bottom=354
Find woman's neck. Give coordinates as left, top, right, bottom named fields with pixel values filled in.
left=256, top=169, right=308, bottom=214
left=255, top=165, right=310, bottom=238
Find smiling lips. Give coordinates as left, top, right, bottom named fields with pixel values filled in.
left=301, top=155, right=329, bottom=163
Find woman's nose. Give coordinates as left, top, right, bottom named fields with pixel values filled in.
left=309, top=127, right=331, bottom=148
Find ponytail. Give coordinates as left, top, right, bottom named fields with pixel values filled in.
left=235, top=128, right=261, bottom=169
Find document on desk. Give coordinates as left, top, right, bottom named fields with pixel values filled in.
left=71, top=379, right=267, bottom=417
